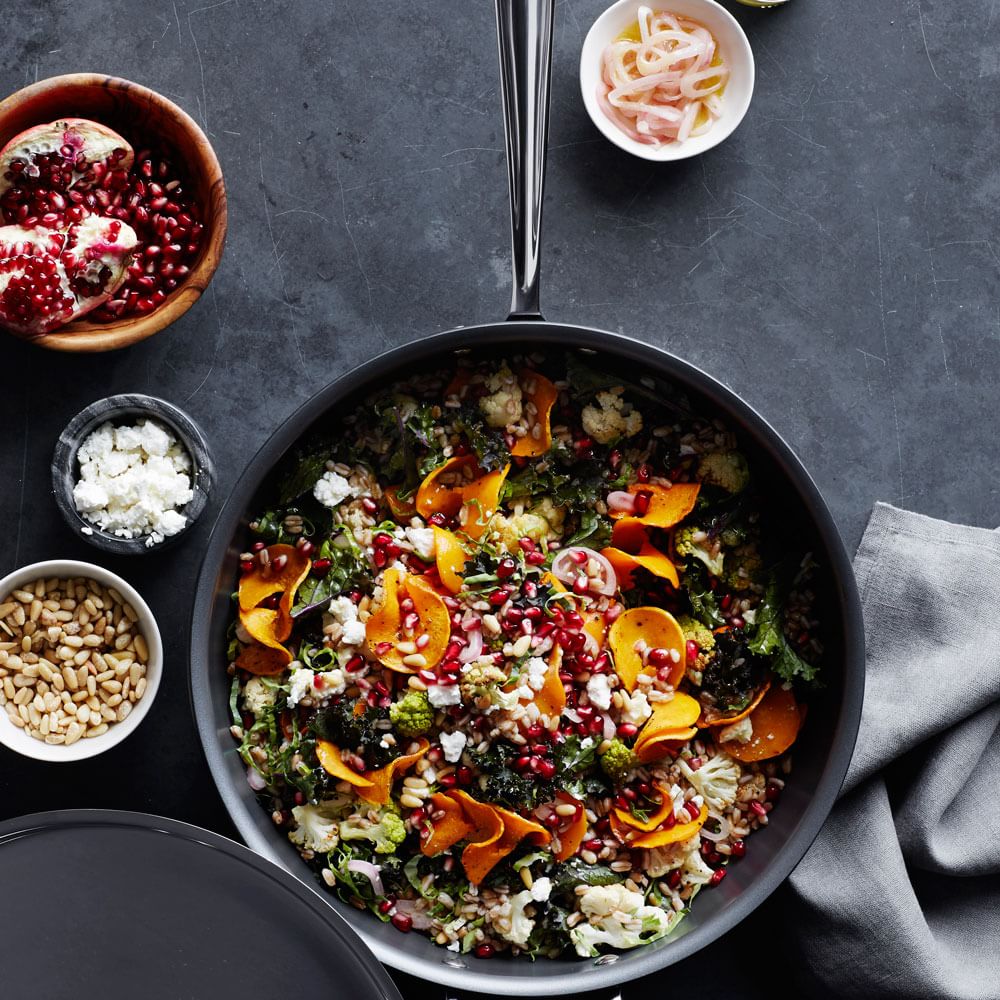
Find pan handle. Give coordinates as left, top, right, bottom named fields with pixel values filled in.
left=495, top=0, right=555, bottom=322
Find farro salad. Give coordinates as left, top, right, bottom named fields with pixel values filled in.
left=227, top=354, right=822, bottom=961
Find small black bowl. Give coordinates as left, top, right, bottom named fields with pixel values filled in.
left=52, top=394, right=214, bottom=556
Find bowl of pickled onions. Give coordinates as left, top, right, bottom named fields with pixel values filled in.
left=580, top=0, right=754, bottom=161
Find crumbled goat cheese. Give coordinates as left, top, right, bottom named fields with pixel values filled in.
left=439, top=730, right=468, bottom=763
left=530, top=877, right=552, bottom=902
left=586, top=673, right=613, bottom=711
left=525, top=656, right=549, bottom=691
left=313, top=471, right=356, bottom=509
left=72, top=418, right=193, bottom=546
left=428, top=683, right=462, bottom=708
left=313, top=669, right=346, bottom=698
left=404, top=526, right=436, bottom=562
left=286, top=667, right=314, bottom=707
left=328, top=596, right=366, bottom=645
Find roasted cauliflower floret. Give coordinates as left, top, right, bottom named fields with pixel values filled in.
left=581, top=388, right=643, bottom=444
left=479, top=363, right=523, bottom=428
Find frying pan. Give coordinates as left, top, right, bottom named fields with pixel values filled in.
left=190, top=0, right=864, bottom=993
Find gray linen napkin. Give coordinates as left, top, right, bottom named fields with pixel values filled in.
left=787, top=502, right=1000, bottom=999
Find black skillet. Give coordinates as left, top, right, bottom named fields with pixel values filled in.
left=190, top=0, right=865, bottom=993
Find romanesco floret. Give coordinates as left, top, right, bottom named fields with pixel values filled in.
left=676, top=615, right=716, bottom=673
left=569, top=883, right=679, bottom=957
left=339, top=804, right=407, bottom=854
left=697, top=450, right=750, bottom=494
left=722, top=544, right=763, bottom=591
left=599, top=738, right=637, bottom=784
left=479, top=363, right=523, bottom=428
left=674, top=525, right=725, bottom=577
left=288, top=798, right=351, bottom=852
left=678, top=753, right=741, bottom=812
left=459, top=660, right=508, bottom=704
left=581, top=388, right=643, bottom=445
left=389, top=690, right=434, bottom=737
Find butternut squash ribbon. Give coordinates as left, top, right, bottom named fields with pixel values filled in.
left=511, top=370, right=558, bottom=458
left=315, top=738, right=430, bottom=806
left=724, top=683, right=802, bottom=762
left=609, top=606, right=686, bottom=692
left=601, top=483, right=700, bottom=590
left=365, top=568, right=450, bottom=673
left=235, top=544, right=311, bottom=675
left=421, top=790, right=552, bottom=884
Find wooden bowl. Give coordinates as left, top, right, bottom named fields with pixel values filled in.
left=0, top=74, right=227, bottom=352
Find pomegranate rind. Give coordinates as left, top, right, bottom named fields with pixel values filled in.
left=0, top=216, right=138, bottom=336
left=0, top=118, right=134, bottom=197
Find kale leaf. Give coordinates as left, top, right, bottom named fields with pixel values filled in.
left=747, top=576, right=820, bottom=686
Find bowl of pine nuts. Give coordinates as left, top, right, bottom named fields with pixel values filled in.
left=0, top=560, right=161, bottom=761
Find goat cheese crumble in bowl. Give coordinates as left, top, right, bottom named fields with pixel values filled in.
left=52, top=393, right=213, bottom=555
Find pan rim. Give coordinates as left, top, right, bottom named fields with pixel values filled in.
left=190, top=320, right=865, bottom=993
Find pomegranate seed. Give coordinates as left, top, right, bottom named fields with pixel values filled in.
left=361, top=496, right=378, bottom=514
left=344, top=655, right=364, bottom=673
left=684, top=800, right=701, bottom=820
left=609, top=448, right=622, bottom=470
left=765, top=782, right=782, bottom=802
left=488, top=589, right=509, bottom=606
left=378, top=899, right=394, bottom=914
left=526, top=550, right=546, bottom=565
left=517, top=537, right=536, bottom=553
left=496, top=557, right=517, bottom=579
left=751, top=800, right=767, bottom=817
left=543, top=811, right=561, bottom=829
left=239, top=560, right=254, bottom=574
left=710, top=868, right=727, bottom=887
left=525, top=723, right=544, bottom=739
left=573, top=574, right=588, bottom=595
left=636, top=464, right=651, bottom=483
left=731, top=839, right=746, bottom=858
left=720, top=593, right=733, bottom=611
left=428, top=512, right=447, bottom=527
left=617, top=723, right=638, bottom=739
left=312, top=558, right=332, bottom=576
left=730, top=615, right=745, bottom=629
left=391, top=913, right=413, bottom=933
left=373, top=549, right=388, bottom=568
left=536, top=759, right=556, bottom=779
left=632, top=491, right=652, bottom=515
left=438, top=774, right=457, bottom=788
left=604, top=604, right=623, bottom=624
left=456, top=765, right=473, bottom=785
left=647, top=647, right=672, bottom=666
left=375, top=641, right=394, bottom=656
left=584, top=838, right=603, bottom=852
left=667, top=869, right=682, bottom=889
left=296, top=538, right=314, bottom=556
left=475, top=944, right=495, bottom=959
left=686, top=640, right=699, bottom=662
left=514, top=755, right=533, bottom=771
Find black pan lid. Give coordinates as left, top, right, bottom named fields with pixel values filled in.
left=0, top=809, right=403, bottom=1000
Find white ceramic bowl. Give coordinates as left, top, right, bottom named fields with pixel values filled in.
left=580, top=0, right=755, bottom=162
left=0, top=560, right=162, bottom=762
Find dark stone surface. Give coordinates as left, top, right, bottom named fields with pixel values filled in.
left=0, top=0, right=994, bottom=996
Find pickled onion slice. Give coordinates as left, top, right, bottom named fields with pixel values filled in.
left=598, top=5, right=729, bottom=147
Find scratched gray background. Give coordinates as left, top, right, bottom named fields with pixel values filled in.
left=0, top=1, right=996, bottom=996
